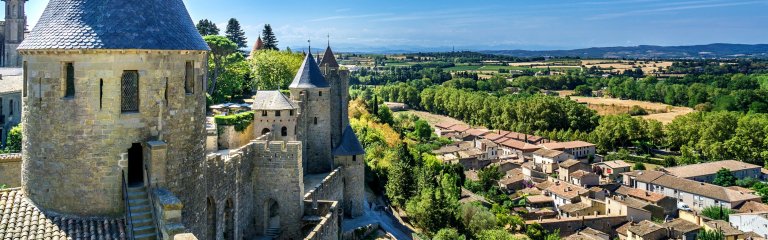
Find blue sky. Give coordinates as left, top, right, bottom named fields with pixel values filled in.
left=18, top=0, right=768, bottom=52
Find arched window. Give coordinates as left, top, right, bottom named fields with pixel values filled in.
left=8, top=100, right=12, bottom=116
left=314, top=117, right=318, bottom=125
left=121, top=71, right=139, bottom=112
left=207, top=197, right=217, bottom=240
left=281, top=126, right=287, bottom=136
left=261, top=128, right=270, bottom=135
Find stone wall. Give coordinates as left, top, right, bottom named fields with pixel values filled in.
left=527, top=215, right=628, bottom=237
left=303, top=200, right=339, bottom=240
left=251, top=140, right=304, bottom=239
left=291, top=88, right=333, bottom=174
left=20, top=50, right=208, bottom=219
left=0, top=153, right=21, bottom=187
left=304, top=167, right=344, bottom=203
left=217, top=123, right=254, bottom=150
left=335, top=155, right=365, bottom=217
left=251, top=109, right=297, bottom=142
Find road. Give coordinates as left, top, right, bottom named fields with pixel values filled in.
left=342, top=190, right=414, bottom=240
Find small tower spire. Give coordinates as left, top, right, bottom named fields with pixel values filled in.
left=327, top=33, right=330, bottom=47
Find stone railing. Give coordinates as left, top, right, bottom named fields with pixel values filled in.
left=303, top=200, right=339, bottom=240
left=0, top=153, right=22, bottom=187
left=303, top=167, right=344, bottom=202
left=153, top=188, right=194, bottom=239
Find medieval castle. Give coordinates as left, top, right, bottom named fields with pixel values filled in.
left=0, top=0, right=364, bottom=239
left=0, top=0, right=25, bottom=67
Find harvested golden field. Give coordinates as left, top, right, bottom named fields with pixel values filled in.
left=395, top=110, right=468, bottom=127
left=506, top=60, right=674, bottom=75
left=559, top=93, right=694, bottom=124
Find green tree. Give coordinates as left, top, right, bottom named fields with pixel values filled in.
left=225, top=18, right=248, bottom=49
left=196, top=19, right=219, bottom=36
left=701, top=205, right=734, bottom=221
left=525, top=222, right=548, bottom=240
left=573, top=85, right=591, bottom=96
left=3, top=125, right=21, bottom=153
left=478, top=165, right=503, bottom=191
left=386, top=157, right=414, bottom=207
left=261, top=24, right=279, bottom=50
left=434, top=228, right=466, bottom=240
left=628, top=105, right=648, bottom=116
left=250, top=50, right=304, bottom=90
left=405, top=188, right=459, bottom=234
left=210, top=53, right=250, bottom=102
left=633, top=162, right=646, bottom=170
left=697, top=229, right=725, bottom=240
left=476, top=229, right=518, bottom=240
left=377, top=104, right=395, bottom=126
left=204, top=35, right=238, bottom=95
left=412, top=119, right=433, bottom=140
left=712, top=168, right=737, bottom=187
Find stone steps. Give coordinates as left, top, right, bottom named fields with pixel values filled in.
left=265, top=227, right=281, bottom=239
left=127, top=186, right=157, bottom=240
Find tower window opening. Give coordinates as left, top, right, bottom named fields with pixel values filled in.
left=281, top=126, right=287, bottom=136
left=121, top=71, right=140, bottom=112
left=99, top=79, right=104, bottom=110
left=314, top=117, right=317, bottom=125
left=319, top=91, right=322, bottom=96
left=275, top=110, right=281, bottom=117
left=262, top=111, right=267, bottom=116
left=290, top=110, right=294, bottom=116
left=22, top=61, right=27, bottom=97
left=64, top=62, right=75, bottom=97
left=185, top=61, right=194, bottom=94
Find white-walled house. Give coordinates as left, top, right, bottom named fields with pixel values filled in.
left=730, top=212, right=768, bottom=239
left=533, top=148, right=573, bottom=174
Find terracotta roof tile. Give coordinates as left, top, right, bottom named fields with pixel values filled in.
left=663, top=160, right=760, bottom=179
left=0, top=188, right=127, bottom=240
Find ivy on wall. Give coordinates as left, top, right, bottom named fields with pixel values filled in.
left=214, top=111, right=254, bottom=132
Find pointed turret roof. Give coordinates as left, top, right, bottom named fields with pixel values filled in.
left=248, top=36, right=264, bottom=59
left=333, top=125, right=366, bottom=156
left=289, top=52, right=330, bottom=89
left=19, top=0, right=208, bottom=50
left=320, top=46, right=339, bottom=68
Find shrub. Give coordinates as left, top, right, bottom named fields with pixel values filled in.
left=627, top=105, right=648, bottom=116
left=214, top=111, right=254, bottom=132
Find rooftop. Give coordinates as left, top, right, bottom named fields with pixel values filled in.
left=0, top=188, right=127, bottom=239
left=705, top=220, right=743, bottom=236
left=0, top=75, right=22, bottom=94
left=534, top=148, right=567, bottom=158
left=332, top=125, right=365, bottom=156
left=499, top=139, right=541, bottom=150
left=319, top=46, right=339, bottom=68
left=448, top=124, right=471, bottom=132
left=597, top=160, right=632, bottom=169
left=251, top=91, right=297, bottom=110
left=540, top=141, right=595, bottom=150
left=624, top=170, right=761, bottom=202
left=546, top=182, right=588, bottom=200
left=526, top=194, right=553, bottom=203
left=559, top=202, right=592, bottom=213
left=628, top=220, right=664, bottom=237
left=434, top=122, right=457, bottom=129
left=570, top=170, right=596, bottom=179
left=662, top=218, right=701, bottom=233
left=614, top=186, right=668, bottom=203
left=663, top=160, right=760, bottom=179
left=737, top=201, right=768, bottom=213
left=465, top=128, right=490, bottom=137
left=289, top=52, right=330, bottom=89
left=19, top=0, right=208, bottom=51
left=560, top=159, right=584, bottom=169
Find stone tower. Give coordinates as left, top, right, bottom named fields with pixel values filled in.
left=319, top=45, right=350, bottom=149
left=290, top=52, right=333, bottom=174
left=18, top=0, right=209, bottom=220
left=2, top=0, right=25, bottom=67
left=250, top=90, right=298, bottom=141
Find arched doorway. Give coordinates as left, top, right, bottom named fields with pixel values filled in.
left=264, top=199, right=280, bottom=234
left=207, top=197, right=217, bottom=240
left=261, top=128, right=270, bottom=135
left=281, top=126, right=287, bottom=136
left=224, top=198, right=234, bottom=240
left=127, top=143, right=143, bottom=186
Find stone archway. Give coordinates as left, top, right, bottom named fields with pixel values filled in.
left=263, top=199, right=280, bottom=234
left=261, top=128, right=270, bottom=135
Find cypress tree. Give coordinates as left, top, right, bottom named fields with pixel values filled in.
left=196, top=19, right=219, bottom=36
left=225, top=18, right=248, bottom=49
left=261, top=24, right=279, bottom=50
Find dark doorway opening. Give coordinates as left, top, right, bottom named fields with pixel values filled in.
left=127, top=143, right=144, bottom=186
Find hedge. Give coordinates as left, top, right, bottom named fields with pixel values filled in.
left=214, top=111, right=254, bottom=132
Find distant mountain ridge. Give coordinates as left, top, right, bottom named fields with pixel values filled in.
left=481, top=43, right=768, bottom=59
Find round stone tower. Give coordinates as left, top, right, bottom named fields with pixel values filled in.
left=251, top=90, right=299, bottom=141
left=290, top=52, right=333, bottom=174
left=19, top=0, right=209, bottom=217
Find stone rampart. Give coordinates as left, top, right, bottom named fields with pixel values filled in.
left=0, top=153, right=21, bottom=188
left=303, top=167, right=344, bottom=203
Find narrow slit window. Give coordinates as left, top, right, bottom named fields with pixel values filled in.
left=281, top=126, right=287, bottom=136
left=319, top=91, right=322, bottom=96
left=99, top=79, right=104, bottom=110
left=22, top=61, right=27, bottom=97
left=9, top=100, right=13, bottom=116
left=164, top=77, right=169, bottom=105
left=314, top=117, right=318, bottom=125
left=262, top=111, right=267, bottom=116
left=64, top=63, right=75, bottom=97
left=185, top=61, right=194, bottom=94
left=290, top=110, right=294, bottom=116
left=121, top=71, right=139, bottom=112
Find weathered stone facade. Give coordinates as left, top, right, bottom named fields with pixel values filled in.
left=0, top=153, right=21, bottom=187
left=0, top=0, right=25, bottom=67
left=20, top=50, right=208, bottom=217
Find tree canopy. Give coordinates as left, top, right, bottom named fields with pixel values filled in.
left=712, top=168, right=737, bottom=187
left=196, top=19, right=219, bottom=36
left=204, top=35, right=238, bottom=95
left=225, top=18, right=248, bottom=49
left=261, top=24, right=279, bottom=50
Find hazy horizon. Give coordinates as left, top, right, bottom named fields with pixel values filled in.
left=17, top=0, right=768, bottom=52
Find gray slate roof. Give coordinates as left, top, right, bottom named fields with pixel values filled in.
left=18, top=0, right=209, bottom=51
left=251, top=91, right=296, bottom=110
left=333, top=125, right=365, bottom=156
left=0, top=75, right=23, bottom=94
left=289, top=52, right=330, bottom=89
left=319, top=46, right=339, bottom=68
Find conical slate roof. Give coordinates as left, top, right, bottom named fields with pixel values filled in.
left=18, top=0, right=209, bottom=50
left=289, top=52, right=330, bottom=89
left=332, top=125, right=365, bottom=156
left=251, top=90, right=297, bottom=110
left=320, top=46, right=339, bottom=68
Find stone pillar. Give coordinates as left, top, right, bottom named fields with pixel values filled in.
left=147, top=141, right=167, bottom=186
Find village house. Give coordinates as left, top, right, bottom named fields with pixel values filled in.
left=505, top=131, right=549, bottom=144
left=594, top=160, right=632, bottom=183
left=730, top=212, right=768, bottom=239
left=558, top=159, right=591, bottom=182
left=545, top=181, right=590, bottom=210
left=499, top=139, right=541, bottom=160
left=474, top=138, right=500, bottom=161
left=563, top=227, right=610, bottom=240
left=570, top=170, right=600, bottom=188
left=499, top=168, right=525, bottom=193
left=540, top=141, right=596, bottom=159
left=605, top=195, right=665, bottom=222
left=614, top=186, right=677, bottom=217
left=559, top=196, right=606, bottom=218
left=624, top=220, right=667, bottom=240
left=663, top=218, right=701, bottom=240
left=0, top=69, right=21, bottom=147
left=662, top=160, right=763, bottom=183
left=434, top=141, right=488, bottom=169
left=434, top=122, right=457, bottom=137
left=533, top=148, right=574, bottom=174
left=622, top=170, right=762, bottom=211
left=704, top=220, right=744, bottom=240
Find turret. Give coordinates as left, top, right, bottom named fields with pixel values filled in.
left=289, top=52, right=333, bottom=174
left=2, top=0, right=26, bottom=66
left=251, top=90, right=298, bottom=141
left=19, top=0, right=209, bottom=217
left=319, top=46, right=350, bottom=149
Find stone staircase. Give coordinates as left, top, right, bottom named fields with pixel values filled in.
left=127, top=186, right=158, bottom=240
left=265, top=228, right=281, bottom=239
